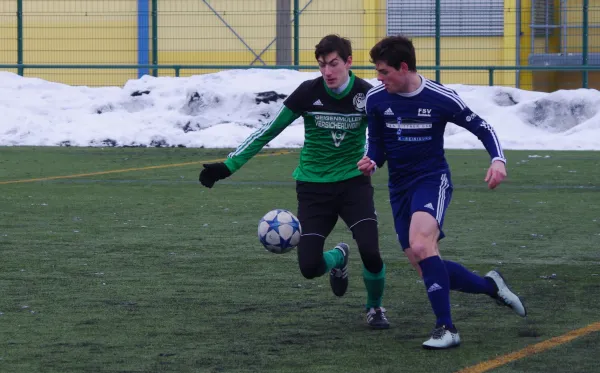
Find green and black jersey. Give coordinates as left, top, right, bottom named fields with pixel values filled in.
left=224, top=71, right=373, bottom=183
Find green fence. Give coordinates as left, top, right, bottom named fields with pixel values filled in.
left=0, top=0, right=597, bottom=91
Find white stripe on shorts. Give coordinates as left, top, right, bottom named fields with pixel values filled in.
left=436, top=174, right=449, bottom=224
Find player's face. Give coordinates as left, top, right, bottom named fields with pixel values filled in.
left=318, top=52, right=352, bottom=89
left=375, top=61, right=409, bottom=94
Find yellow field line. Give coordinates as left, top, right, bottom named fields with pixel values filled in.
left=0, top=150, right=291, bottom=185
left=456, top=321, right=600, bottom=373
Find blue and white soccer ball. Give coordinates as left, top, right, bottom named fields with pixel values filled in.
left=258, top=209, right=302, bottom=254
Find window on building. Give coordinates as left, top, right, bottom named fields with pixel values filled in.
left=532, top=0, right=556, bottom=37
left=387, top=0, right=504, bottom=37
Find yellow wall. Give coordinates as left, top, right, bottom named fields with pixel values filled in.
left=410, top=37, right=506, bottom=86
left=522, top=0, right=599, bottom=91
left=160, top=0, right=508, bottom=86
left=159, top=0, right=386, bottom=77
left=0, top=0, right=137, bottom=86
left=564, top=0, right=600, bottom=53
left=0, top=0, right=552, bottom=88
left=0, top=0, right=18, bottom=74
left=556, top=1, right=600, bottom=91
left=159, top=0, right=371, bottom=67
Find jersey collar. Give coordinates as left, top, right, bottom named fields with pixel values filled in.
left=396, top=74, right=426, bottom=97
left=324, top=70, right=355, bottom=99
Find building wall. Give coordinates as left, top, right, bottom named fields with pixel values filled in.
left=0, top=0, right=18, bottom=75
left=159, top=0, right=509, bottom=86
left=158, top=0, right=368, bottom=76
left=0, top=0, right=559, bottom=88
left=525, top=0, right=600, bottom=91
left=0, top=0, right=137, bottom=86
left=564, top=0, right=600, bottom=53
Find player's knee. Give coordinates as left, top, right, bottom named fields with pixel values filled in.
left=408, top=234, right=437, bottom=262
left=357, top=241, right=383, bottom=274
left=361, top=255, right=383, bottom=274
left=352, top=219, right=383, bottom=274
left=298, top=260, right=323, bottom=279
left=297, top=235, right=326, bottom=279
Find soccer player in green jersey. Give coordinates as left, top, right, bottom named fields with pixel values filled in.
left=199, top=35, right=389, bottom=329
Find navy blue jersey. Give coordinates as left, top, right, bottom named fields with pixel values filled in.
left=365, top=76, right=505, bottom=190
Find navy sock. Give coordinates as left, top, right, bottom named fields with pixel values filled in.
left=444, top=260, right=496, bottom=296
left=419, top=256, right=453, bottom=328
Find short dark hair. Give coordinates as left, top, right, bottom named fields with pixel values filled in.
left=369, top=35, right=417, bottom=71
left=315, top=34, right=352, bottom=62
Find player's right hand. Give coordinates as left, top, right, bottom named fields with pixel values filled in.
left=357, top=156, right=376, bottom=176
left=199, top=162, right=232, bottom=188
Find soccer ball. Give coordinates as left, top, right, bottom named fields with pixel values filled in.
left=258, top=209, right=302, bottom=254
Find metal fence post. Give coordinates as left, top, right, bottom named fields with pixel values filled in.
left=294, top=0, right=299, bottom=67
left=516, top=0, right=521, bottom=89
left=152, top=0, right=158, bottom=77
left=582, top=0, right=589, bottom=88
left=276, top=0, right=292, bottom=65
left=17, top=0, right=23, bottom=76
left=137, top=0, right=150, bottom=78
left=435, top=0, right=441, bottom=82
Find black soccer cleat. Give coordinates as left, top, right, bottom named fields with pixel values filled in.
left=366, top=307, right=390, bottom=330
left=329, top=243, right=349, bottom=297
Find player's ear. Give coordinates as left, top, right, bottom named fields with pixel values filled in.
left=400, top=62, right=409, bottom=72
left=345, top=55, right=353, bottom=68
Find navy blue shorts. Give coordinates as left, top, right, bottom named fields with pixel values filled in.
left=390, top=172, right=453, bottom=250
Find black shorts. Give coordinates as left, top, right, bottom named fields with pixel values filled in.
left=296, top=175, right=377, bottom=237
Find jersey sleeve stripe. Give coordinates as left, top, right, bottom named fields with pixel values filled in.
left=365, top=84, right=386, bottom=107
left=487, top=124, right=505, bottom=160
left=229, top=105, right=286, bottom=158
left=366, top=84, right=385, bottom=96
left=436, top=83, right=468, bottom=108
left=426, top=79, right=465, bottom=98
left=478, top=120, right=505, bottom=160
left=424, top=81, right=466, bottom=111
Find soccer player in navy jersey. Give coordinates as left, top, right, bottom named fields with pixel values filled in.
left=357, top=35, right=527, bottom=349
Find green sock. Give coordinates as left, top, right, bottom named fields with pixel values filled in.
left=363, top=264, right=386, bottom=309
left=323, top=248, right=344, bottom=272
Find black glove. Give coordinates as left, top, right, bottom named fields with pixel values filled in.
left=199, top=162, right=232, bottom=188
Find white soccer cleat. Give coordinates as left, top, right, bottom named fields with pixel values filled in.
left=422, top=325, right=461, bottom=350
left=485, top=270, right=527, bottom=317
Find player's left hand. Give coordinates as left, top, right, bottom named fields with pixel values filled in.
left=485, top=160, right=507, bottom=189
left=199, top=162, right=232, bottom=188
left=357, top=156, right=376, bottom=176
